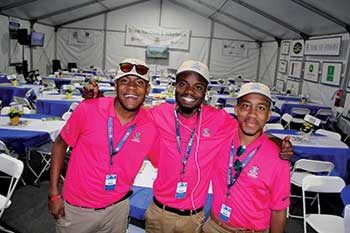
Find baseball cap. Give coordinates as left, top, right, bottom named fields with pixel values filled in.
left=237, top=82, right=272, bottom=102
left=115, top=58, right=150, bottom=81
left=176, top=60, right=210, bottom=83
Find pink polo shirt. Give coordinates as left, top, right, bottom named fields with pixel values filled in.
left=61, top=97, right=159, bottom=208
left=148, top=103, right=238, bottom=210
left=211, top=128, right=290, bottom=230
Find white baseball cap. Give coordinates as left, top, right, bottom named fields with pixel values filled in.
left=176, top=60, right=210, bottom=83
left=115, top=58, right=150, bottom=81
left=237, top=82, right=272, bottom=102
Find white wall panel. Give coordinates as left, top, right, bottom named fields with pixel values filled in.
left=259, top=42, right=278, bottom=87
left=57, top=28, right=103, bottom=70
left=66, top=15, right=104, bottom=30
left=213, top=23, right=253, bottom=41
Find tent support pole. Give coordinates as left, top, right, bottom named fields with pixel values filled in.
left=256, top=41, right=262, bottom=81
left=273, top=39, right=281, bottom=87
left=207, top=19, right=214, bottom=70
left=102, top=13, right=107, bottom=71
left=340, top=35, right=350, bottom=106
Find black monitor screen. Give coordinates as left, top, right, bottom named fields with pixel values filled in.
left=31, top=32, right=45, bottom=46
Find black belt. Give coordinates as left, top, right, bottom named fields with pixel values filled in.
left=153, top=196, right=203, bottom=216
left=67, top=190, right=133, bottom=211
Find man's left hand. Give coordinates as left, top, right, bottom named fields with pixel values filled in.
left=280, top=136, right=294, bottom=160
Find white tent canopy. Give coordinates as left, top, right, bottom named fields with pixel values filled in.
left=0, top=0, right=349, bottom=111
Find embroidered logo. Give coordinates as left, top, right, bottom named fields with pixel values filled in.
left=247, top=165, right=259, bottom=178
left=132, top=132, right=141, bottom=143
left=202, top=128, right=210, bottom=137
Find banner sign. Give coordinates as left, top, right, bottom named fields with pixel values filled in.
left=321, top=62, right=342, bottom=86
left=305, top=37, right=341, bottom=56
left=222, top=40, right=248, bottom=58
left=68, top=29, right=95, bottom=46
left=125, top=25, right=190, bottom=50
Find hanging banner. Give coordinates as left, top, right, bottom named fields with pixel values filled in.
left=305, top=37, right=341, bottom=56
left=125, top=25, right=190, bottom=50
left=222, top=40, right=248, bottom=58
left=68, top=29, right=95, bottom=46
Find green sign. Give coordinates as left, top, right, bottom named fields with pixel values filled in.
left=309, top=64, right=314, bottom=72
left=327, top=65, right=335, bottom=81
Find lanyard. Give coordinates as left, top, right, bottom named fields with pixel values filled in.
left=227, top=143, right=260, bottom=195
left=108, top=117, right=135, bottom=167
left=174, top=106, right=201, bottom=180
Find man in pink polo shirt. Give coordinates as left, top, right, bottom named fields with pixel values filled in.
left=202, top=83, right=290, bottom=233
left=48, top=58, right=159, bottom=233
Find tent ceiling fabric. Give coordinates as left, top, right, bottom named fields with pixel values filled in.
left=0, top=0, right=349, bottom=41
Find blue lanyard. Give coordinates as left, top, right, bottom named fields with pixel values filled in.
left=108, top=117, right=135, bottom=166
left=227, top=143, right=260, bottom=194
left=174, top=106, right=201, bottom=180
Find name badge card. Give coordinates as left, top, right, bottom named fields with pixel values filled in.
left=105, top=174, right=117, bottom=191
left=175, top=182, right=188, bottom=199
left=219, top=204, right=232, bottom=222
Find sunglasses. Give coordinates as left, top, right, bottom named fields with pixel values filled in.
left=234, top=145, right=246, bottom=172
left=119, top=63, right=149, bottom=75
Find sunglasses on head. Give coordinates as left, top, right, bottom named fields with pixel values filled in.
left=119, top=63, right=149, bottom=75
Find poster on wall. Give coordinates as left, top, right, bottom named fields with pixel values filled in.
left=303, top=61, right=320, bottom=83
left=278, top=60, right=288, bottom=73
left=288, top=60, right=302, bottom=78
left=125, top=25, right=190, bottom=50
left=286, top=79, right=300, bottom=96
left=276, top=79, right=285, bottom=92
left=281, top=41, right=290, bottom=55
left=291, top=40, right=304, bottom=57
left=222, top=40, right=248, bottom=57
left=305, top=37, right=341, bottom=56
left=321, top=62, right=342, bottom=86
left=68, top=29, right=95, bottom=46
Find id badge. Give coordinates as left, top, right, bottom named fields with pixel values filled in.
left=105, top=174, right=117, bottom=191
left=175, top=182, right=187, bottom=199
left=219, top=204, right=232, bottom=222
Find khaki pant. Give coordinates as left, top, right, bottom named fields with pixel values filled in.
left=202, top=217, right=269, bottom=233
left=145, top=201, right=205, bottom=233
left=56, top=199, right=130, bottom=233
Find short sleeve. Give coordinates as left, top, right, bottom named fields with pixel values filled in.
left=147, top=130, right=160, bottom=168
left=60, top=103, right=86, bottom=147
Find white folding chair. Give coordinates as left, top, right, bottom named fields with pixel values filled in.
left=0, top=153, right=24, bottom=233
left=12, top=96, right=35, bottom=110
left=264, top=123, right=284, bottom=131
left=42, top=79, right=57, bottom=91
left=68, top=102, right=79, bottom=112
left=315, top=109, right=333, bottom=128
left=291, top=107, right=311, bottom=124
left=62, top=111, right=72, bottom=121
left=302, top=176, right=345, bottom=233
left=315, top=129, right=341, bottom=141
left=345, top=205, right=350, bottom=233
left=0, top=107, right=10, bottom=115
left=281, top=113, right=293, bottom=129
left=288, top=159, right=334, bottom=219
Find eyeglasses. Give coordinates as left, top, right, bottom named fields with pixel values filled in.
left=234, top=145, right=246, bottom=172
left=119, top=63, right=149, bottom=75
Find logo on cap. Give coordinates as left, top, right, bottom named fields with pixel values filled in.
left=190, top=62, right=201, bottom=71
left=251, top=83, right=262, bottom=91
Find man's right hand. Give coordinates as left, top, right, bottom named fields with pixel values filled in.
left=48, top=197, right=65, bottom=219
left=82, top=79, right=100, bottom=99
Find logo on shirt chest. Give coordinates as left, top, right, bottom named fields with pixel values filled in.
left=132, top=132, right=141, bottom=143
left=202, top=128, right=211, bottom=137
left=247, top=165, right=259, bottom=178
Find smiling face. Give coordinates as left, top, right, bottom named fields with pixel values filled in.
left=235, top=93, right=271, bottom=141
left=175, top=72, right=208, bottom=118
left=115, top=75, right=150, bottom=112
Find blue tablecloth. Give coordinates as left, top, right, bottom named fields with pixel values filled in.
left=130, top=186, right=212, bottom=220
left=272, top=95, right=302, bottom=102
left=208, top=84, right=226, bottom=94
left=275, top=101, right=331, bottom=115
left=36, top=99, right=79, bottom=116
left=341, top=185, right=349, bottom=206
left=0, top=128, right=50, bottom=154
left=42, top=77, right=72, bottom=89
left=0, top=85, right=33, bottom=107
left=0, top=75, right=10, bottom=84
left=267, top=129, right=350, bottom=180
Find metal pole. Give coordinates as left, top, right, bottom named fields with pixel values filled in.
left=273, top=42, right=281, bottom=87
left=102, top=13, right=107, bottom=71
left=340, top=35, right=350, bottom=106
left=256, top=43, right=262, bottom=81
left=207, top=19, right=215, bottom=70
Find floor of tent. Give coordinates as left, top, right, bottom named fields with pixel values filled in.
left=1, top=127, right=348, bottom=233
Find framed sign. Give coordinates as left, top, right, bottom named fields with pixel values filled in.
left=303, top=61, right=320, bottom=83
left=278, top=60, right=288, bottom=74
left=281, top=41, right=290, bottom=55
left=321, top=62, right=342, bottom=86
left=305, top=36, right=341, bottom=56
left=286, top=79, right=300, bottom=96
left=276, top=79, right=285, bottom=92
left=288, top=60, right=302, bottom=79
left=291, top=40, right=304, bottom=57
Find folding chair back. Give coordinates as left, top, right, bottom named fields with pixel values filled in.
left=302, top=176, right=345, bottom=233
left=0, top=153, right=24, bottom=218
left=345, top=205, right=350, bottom=233
left=315, top=129, right=341, bottom=141
left=281, top=113, right=293, bottom=129
left=264, top=123, right=284, bottom=131
left=292, top=159, right=334, bottom=176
